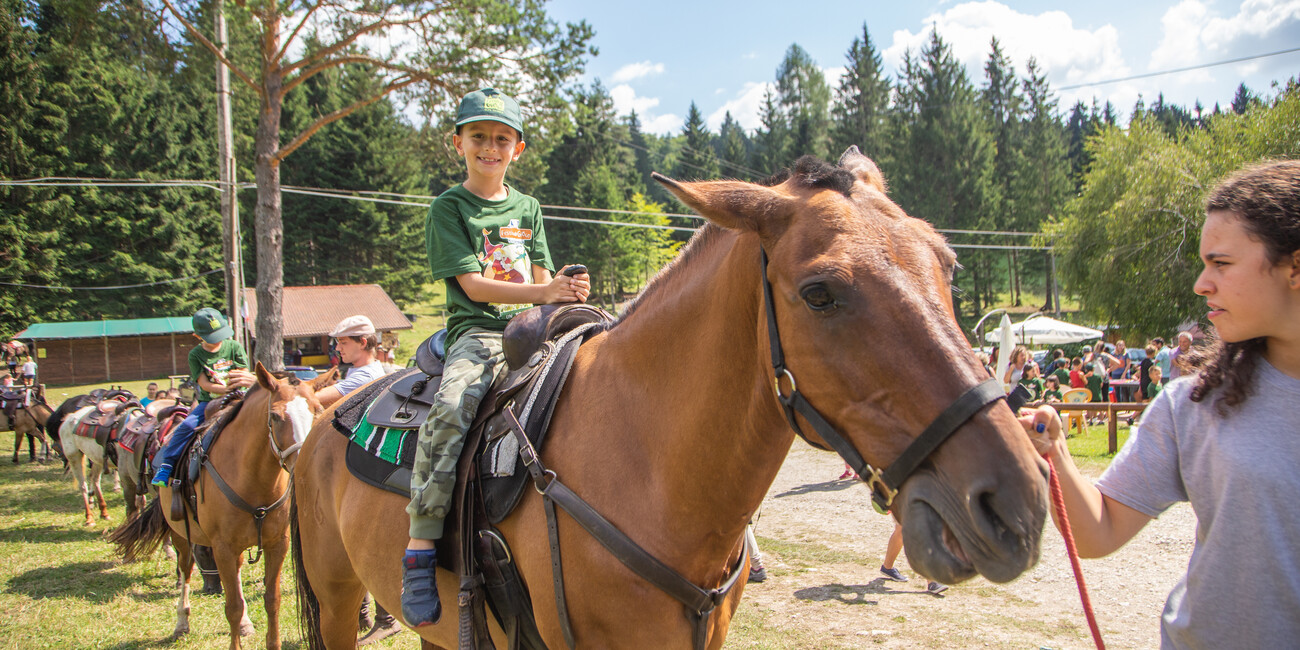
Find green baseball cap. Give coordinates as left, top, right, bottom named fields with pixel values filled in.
left=455, top=88, right=523, bottom=136
left=192, top=308, right=233, bottom=344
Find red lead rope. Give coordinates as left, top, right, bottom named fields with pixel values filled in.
left=1048, top=457, right=1106, bottom=650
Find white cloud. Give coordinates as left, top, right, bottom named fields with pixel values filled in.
left=1151, top=0, right=1300, bottom=73
left=611, top=61, right=666, bottom=83
left=706, top=81, right=773, bottom=131
left=610, top=84, right=661, bottom=115
left=881, top=2, right=1130, bottom=106
left=643, top=113, right=683, bottom=134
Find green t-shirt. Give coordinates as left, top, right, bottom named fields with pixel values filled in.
left=1052, top=366, right=1071, bottom=386
left=1146, top=381, right=1163, bottom=400
left=1043, top=388, right=1064, bottom=402
left=1018, top=377, right=1045, bottom=401
left=1086, top=375, right=1105, bottom=402
left=425, top=184, right=554, bottom=346
left=188, top=339, right=250, bottom=403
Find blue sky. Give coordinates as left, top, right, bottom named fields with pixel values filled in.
left=545, top=0, right=1300, bottom=135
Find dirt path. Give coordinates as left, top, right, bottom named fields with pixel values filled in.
left=734, top=443, right=1195, bottom=649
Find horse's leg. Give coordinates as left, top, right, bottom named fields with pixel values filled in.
left=212, top=542, right=253, bottom=649
left=121, top=472, right=137, bottom=522
left=261, top=533, right=289, bottom=650
left=173, top=531, right=194, bottom=638
left=12, top=429, right=20, bottom=463
left=69, top=448, right=94, bottom=526
left=26, top=433, right=36, bottom=461
left=89, top=455, right=110, bottom=521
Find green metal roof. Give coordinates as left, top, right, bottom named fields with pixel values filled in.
left=17, top=317, right=193, bottom=340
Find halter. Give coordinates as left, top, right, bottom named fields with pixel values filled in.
left=760, top=248, right=1004, bottom=513
left=266, top=398, right=304, bottom=471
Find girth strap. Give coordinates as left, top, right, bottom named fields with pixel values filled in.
left=506, top=410, right=748, bottom=650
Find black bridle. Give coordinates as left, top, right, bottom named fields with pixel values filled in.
left=760, top=249, right=1005, bottom=513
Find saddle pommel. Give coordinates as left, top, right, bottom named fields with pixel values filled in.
left=503, top=304, right=612, bottom=371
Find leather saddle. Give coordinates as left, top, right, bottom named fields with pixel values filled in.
left=338, top=304, right=612, bottom=649
left=1, top=388, right=24, bottom=429
left=118, top=402, right=188, bottom=455
left=74, top=398, right=135, bottom=448
left=171, top=391, right=245, bottom=522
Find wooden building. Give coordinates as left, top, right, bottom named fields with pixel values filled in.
left=16, top=318, right=196, bottom=385
left=241, top=284, right=412, bottom=366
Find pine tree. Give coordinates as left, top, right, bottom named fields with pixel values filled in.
left=753, top=87, right=790, bottom=175
left=1008, top=58, right=1070, bottom=307
left=716, top=111, right=750, bottom=179
left=831, top=24, right=892, bottom=162
left=776, top=44, right=831, bottom=161
left=674, top=101, right=720, bottom=180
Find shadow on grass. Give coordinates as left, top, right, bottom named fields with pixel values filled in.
left=0, top=523, right=104, bottom=544
left=774, top=479, right=860, bottom=498
left=6, top=559, right=169, bottom=604
left=794, top=578, right=929, bottom=606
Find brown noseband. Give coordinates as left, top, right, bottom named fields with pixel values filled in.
left=761, top=248, right=1004, bottom=513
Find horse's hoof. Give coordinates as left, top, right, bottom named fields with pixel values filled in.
left=171, top=623, right=189, bottom=639
left=239, top=619, right=254, bottom=637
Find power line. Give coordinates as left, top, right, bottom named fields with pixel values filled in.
left=0, top=268, right=223, bottom=291
left=2, top=176, right=1052, bottom=239
left=1058, top=46, right=1300, bottom=91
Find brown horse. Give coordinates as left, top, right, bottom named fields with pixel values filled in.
left=291, top=149, right=1051, bottom=648
left=2, top=388, right=55, bottom=463
left=109, top=363, right=335, bottom=650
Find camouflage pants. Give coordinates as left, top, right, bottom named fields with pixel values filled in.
left=406, top=327, right=506, bottom=539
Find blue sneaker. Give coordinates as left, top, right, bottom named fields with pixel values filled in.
left=400, top=550, right=441, bottom=627
left=151, top=464, right=173, bottom=487
left=880, top=566, right=907, bottom=582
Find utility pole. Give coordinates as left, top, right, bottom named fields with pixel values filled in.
left=215, top=0, right=245, bottom=348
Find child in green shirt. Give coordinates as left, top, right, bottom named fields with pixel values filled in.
left=1018, top=362, right=1045, bottom=402
left=401, top=88, right=591, bottom=627
left=1043, top=375, right=1064, bottom=402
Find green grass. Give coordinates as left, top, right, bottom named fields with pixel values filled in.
left=0, top=461, right=408, bottom=650
left=393, top=282, right=447, bottom=365
left=1066, top=420, right=1131, bottom=473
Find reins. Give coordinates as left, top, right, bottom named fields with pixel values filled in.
left=759, top=249, right=1004, bottom=513
left=1048, top=457, right=1105, bottom=650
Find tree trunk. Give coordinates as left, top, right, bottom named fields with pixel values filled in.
left=1011, top=249, right=1022, bottom=307
left=253, top=15, right=285, bottom=372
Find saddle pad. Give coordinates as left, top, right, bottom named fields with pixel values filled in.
left=333, top=368, right=422, bottom=497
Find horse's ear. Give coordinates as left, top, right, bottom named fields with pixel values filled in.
left=309, top=366, right=339, bottom=391
left=254, top=361, right=277, bottom=391
left=838, top=146, right=887, bottom=193
left=652, top=172, right=790, bottom=233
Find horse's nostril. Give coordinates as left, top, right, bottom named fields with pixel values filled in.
left=978, top=490, right=1010, bottom=542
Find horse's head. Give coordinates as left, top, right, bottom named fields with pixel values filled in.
left=653, top=148, right=1049, bottom=585
left=254, top=362, right=336, bottom=471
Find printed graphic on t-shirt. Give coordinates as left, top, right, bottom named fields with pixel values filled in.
left=205, top=358, right=238, bottom=387
left=478, top=220, right=534, bottom=317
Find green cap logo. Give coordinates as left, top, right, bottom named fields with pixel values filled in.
left=483, top=97, right=505, bottom=113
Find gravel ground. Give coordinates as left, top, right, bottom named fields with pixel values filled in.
left=734, top=443, right=1195, bottom=649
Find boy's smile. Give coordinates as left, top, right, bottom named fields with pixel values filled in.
left=454, top=121, right=525, bottom=181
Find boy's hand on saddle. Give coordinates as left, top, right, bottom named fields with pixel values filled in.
left=546, top=265, right=590, bottom=304
left=1016, top=405, right=1063, bottom=457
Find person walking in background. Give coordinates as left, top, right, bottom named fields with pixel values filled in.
left=1153, top=337, right=1172, bottom=384
left=1020, top=160, right=1300, bottom=648
left=1138, top=344, right=1157, bottom=400
left=19, top=356, right=36, bottom=386
left=879, top=522, right=947, bottom=594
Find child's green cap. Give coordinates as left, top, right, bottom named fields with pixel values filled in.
left=456, top=88, right=523, bottom=136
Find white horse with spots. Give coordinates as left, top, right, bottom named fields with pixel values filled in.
left=59, top=404, right=125, bottom=525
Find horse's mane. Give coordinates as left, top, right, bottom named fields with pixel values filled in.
left=612, top=223, right=726, bottom=326
left=763, top=156, right=855, bottom=197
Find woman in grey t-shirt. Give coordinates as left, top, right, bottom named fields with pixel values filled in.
left=1020, top=161, right=1300, bottom=649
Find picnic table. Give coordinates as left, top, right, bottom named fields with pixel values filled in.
left=1048, top=401, right=1148, bottom=454
left=1110, top=378, right=1140, bottom=402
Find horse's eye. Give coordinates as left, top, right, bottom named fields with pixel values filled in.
left=801, top=284, right=836, bottom=311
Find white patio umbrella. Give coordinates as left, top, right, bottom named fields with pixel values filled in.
left=993, top=313, right=1014, bottom=391
left=984, top=314, right=1104, bottom=346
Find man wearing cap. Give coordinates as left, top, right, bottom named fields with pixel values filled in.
left=151, top=308, right=254, bottom=486
left=316, top=315, right=389, bottom=408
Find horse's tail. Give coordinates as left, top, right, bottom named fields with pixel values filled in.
left=290, top=488, right=326, bottom=650
left=107, top=497, right=168, bottom=562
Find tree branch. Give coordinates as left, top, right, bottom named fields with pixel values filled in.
left=279, top=7, right=444, bottom=77
left=281, top=54, right=436, bottom=96
left=274, top=76, right=434, bottom=164
left=158, top=0, right=262, bottom=94
left=275, top=0, right=325, bottom=64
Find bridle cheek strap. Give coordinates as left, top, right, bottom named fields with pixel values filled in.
left=761, top=248, right=1005, bottom=513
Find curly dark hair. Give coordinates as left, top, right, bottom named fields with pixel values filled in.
left=1189, top=160, right=1300, bottom=414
